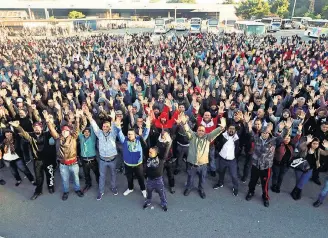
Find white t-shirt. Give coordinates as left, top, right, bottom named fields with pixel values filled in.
left=3, top=147, right=19, bottom=161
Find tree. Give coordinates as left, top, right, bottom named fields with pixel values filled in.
left=322, top=5, right=328, bottom=19
left=223, top=0, right=235, bottom=4
left=235, top=0, right=270, bottom=19
left=68, top=11, right=85, bottom=19
left=167, top=0, right=196, bottom=3
left=270, top=0, right=289, bottom=18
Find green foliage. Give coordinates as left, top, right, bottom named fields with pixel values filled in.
left=270, top=0, right=289, bottom=18
left=222, top=0, right=235, bottom=4
left=68, top=11, right=85, bottom=19
left=304, top=11, right=322, bottom=19
left=235, top=0, right=270, bottom=19
left=167, top=0, right=196, bottom=3
left=322, top=5, right=328, bottom=19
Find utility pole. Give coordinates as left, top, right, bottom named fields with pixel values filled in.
left=291, top=0, right=297, bottom=18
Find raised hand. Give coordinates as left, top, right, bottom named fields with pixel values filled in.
left=309, top=106, right=316, bottom=116
left=285, top=118, right=294, bottom=129
left=278, top=121, right=285, bottom=131
left=322, top=140, right=328, bottom=148
left=145, top=117, right=151, bottom=128
left=219, top=117, right=226, bottom=129
left=244, top=112, right=251, bottom=123
left=247, top=102, right=254, bottom=112
left=9, top=120, right=19, bottom=128
left=306, top=134, right=313, bottom=144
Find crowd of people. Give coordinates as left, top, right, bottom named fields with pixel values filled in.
left=0, top=31, right=328, bottom=211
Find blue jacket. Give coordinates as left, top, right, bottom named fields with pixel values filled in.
left=117, top=127, right=150, bottom=166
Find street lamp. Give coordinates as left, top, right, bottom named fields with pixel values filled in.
left=108, top=4, right=112, bottom=19
left=175, top=5, right=177, bottom=20
left=291, top=0, right=297, bottom=18
left=28, top=4, right=32, bottom=19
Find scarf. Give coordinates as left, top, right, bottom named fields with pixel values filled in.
left=200, top=119, right=214, bottom=128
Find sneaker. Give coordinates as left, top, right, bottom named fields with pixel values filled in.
left=312, top=178, right=322, bottom=186
left=143, top=203, right=151, bottom=209
left=232, top=188, right=238, bottom=196
left=111, top=188, right=118, bottom=196
left=62, top=192, right=69, bottom=201
left=213, top=182, right=223, bottom=189
left=30, top=193, right=42, bottom=200
left=123, top=189, right=134, bottom=196
left=48, top=187, right=55, bottom=194
left=0, top=179, right=6, bottom=185
left=241, top=177, right=246, bottom=183
left=184, top=188, right=191, bottom=196
left=97, top=193, right=104, bottom=200
left=75, top=190, right=84, bottom=197
left=162, top=205, right=168, bottom=212
left=245, top=192, right=254, bottom=201
left=169, top=187, right=175, bottom=194
left=198, top=189, right=206, bottom=199
left=313, top=200, right=322, bottom=208
left=15, top=180, right=22, bottom=187
left=31, top=181, right=37, bottom=186
left=263, top=199, right=270, bottom=207
left=141, top=190, right=147, bottom=198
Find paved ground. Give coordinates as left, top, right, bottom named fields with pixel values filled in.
left=0, top=28, right=326, bottom=238
left=0, top=157, right=327, bottom=238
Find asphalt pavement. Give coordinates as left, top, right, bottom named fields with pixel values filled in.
left=0, top=157, right=327, bottom=238
left=0, top=28, right=326, bottom=238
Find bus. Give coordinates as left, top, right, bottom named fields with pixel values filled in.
left=207, top=18, right=219, bottom=33
left=304, top=19, right=328, bottom=38
left=154, top=18, right=173, bottom=34
left=175, top=18, right=188, bottom=31
left=233, top=21, right=266, bottom=35
left=291, top=17, right=312, bottom=29
left=190, top=17, right=202, bottom=34
left=281, top=19, right=292, bottom=29
left=261, top=17, right=282, bottom=32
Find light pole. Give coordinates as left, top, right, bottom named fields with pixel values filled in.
left=108, top=4, right=112, bottom=19
left=175, top=6, right=177, bottom=20
left=28, top=5, right=32, bottom=19
left=291, top=0, right=297, bottom=18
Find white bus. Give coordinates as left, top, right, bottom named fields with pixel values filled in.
left=190, top=18, right=202, bottom=34
left=304, top=19, right=328, bottom=38
left=291, top=17, right=312, bottom=29
left=175, top=18, right=188, bottom=31
left=154, top=18, right=173, bottom=34
left=233, top=21, right=266, bottom=35
left=207, top=18, right=219, bottom=33
left=281, top=19, right=292, bottom=29
left=261, top=17, right=282, bottom=32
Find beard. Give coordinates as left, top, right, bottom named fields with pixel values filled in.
left=35, top=132, right=42, bottom=136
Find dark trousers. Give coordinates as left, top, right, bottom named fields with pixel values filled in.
left=145, top=176, right=167, bottom=206
left=82, top=159, right=100, bottom=186
left=3, top=158, right=34, bottom=182
left=242, top=153, right=252, bottom=179
left=20, top=140, right=32, bottom=163
left=125, top=164, right=146, bottom=191
left=248, top=165, right=272, bottom=200
left=218, top=157, right=238, bottom=190
left=34, top=160, right=55, bottom=194
left=272, top=164, right=289, bottom=188
left=312, top=162, right=328, bottom=180
left=164, top=161, right=175, bottom=188
left=186, top=163, right=207, bottom=191
left=175, top=144, right=189, bottom=170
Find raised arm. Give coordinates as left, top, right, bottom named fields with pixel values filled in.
left=9, top=121, right=33, bottom=143
left=43, top=111, right=59, bottom=140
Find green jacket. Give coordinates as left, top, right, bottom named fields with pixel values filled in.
left=184, top=126, right=223, bottom=165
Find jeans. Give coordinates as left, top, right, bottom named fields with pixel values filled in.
left=99, top=157, right=117, bottom=194
left=20, top=139, right=32, bottom=163
left=4, top=158, right=34, bottom=182
left=59, top=163, right=80, bottom=193
left=125, top=163, right=145, bottom=191
left=248, top=166, right=272, bottom=200
left=175, top=144, right=188, bottom=171
left=145, top=177, right=167, bottom=207
left=295, top=169, right=313, bottom=189
left=209, top=146, right=216, bottom=172
left=164, top=161, right=175, bottom=188
left=34, top=159, right=55, bottom=194
left=272, top=164, right=289, bottom=188
left=218, top=157, right=238, bottom=190
left=318, top=177, right=328, bottom=202
left=82, top=159, right=100, bottom=186
left=242, top=154, right=252, bottom=179
left=186, top=163, right=207, bottom=191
